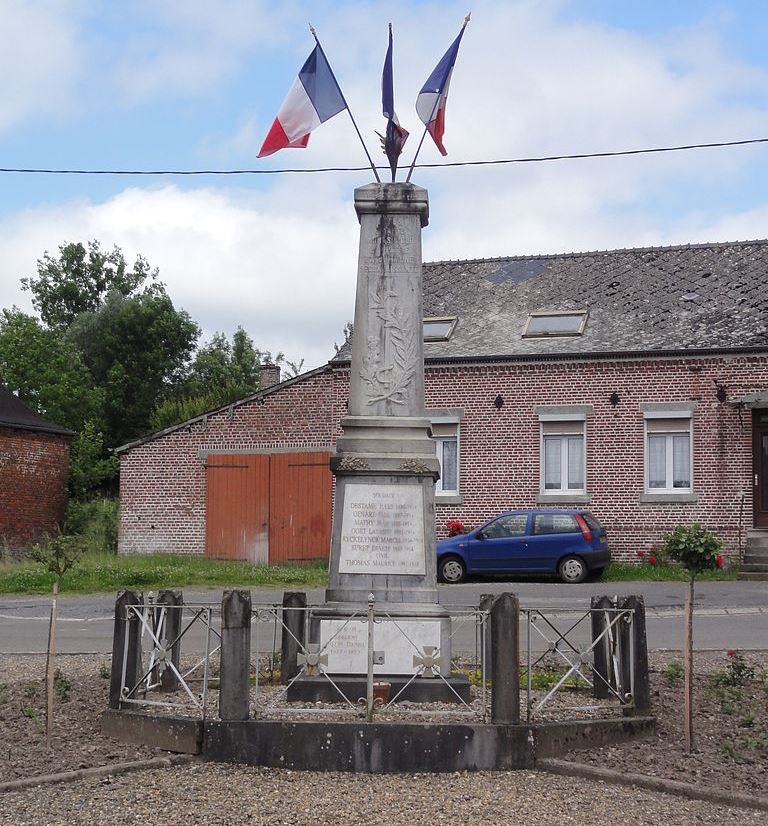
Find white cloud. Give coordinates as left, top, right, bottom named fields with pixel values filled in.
left=0, top=183, right=358, bottom=370
left=0, top=0, right=83, bottom=133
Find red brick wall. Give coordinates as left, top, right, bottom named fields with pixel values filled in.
left=0, top=426, right=70, bottom=553
left=118, top=369, right=345, bottom=555
left=118, top=354, right=767, bottom=561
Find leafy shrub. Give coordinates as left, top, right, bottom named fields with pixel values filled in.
left=53, top=669, right=71, bottom=703
left=664, top=659, right=684, bottom=685
left=660, top=523, right=723, bottom=578
left=64, top=498, right=118, bottom=555
left=29, top=534, right=86, bottom=581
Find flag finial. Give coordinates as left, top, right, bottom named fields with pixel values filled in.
left=309, top=23, right=317, bottom=37
left=464, top=12, right=471, bottom=25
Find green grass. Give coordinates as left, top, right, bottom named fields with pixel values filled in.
left=0, top=553, right=329, bottom=595
left=601, top=561, right=738, bottom=582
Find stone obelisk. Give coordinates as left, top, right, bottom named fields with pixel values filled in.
left=319, top=182, right=452, bottom=677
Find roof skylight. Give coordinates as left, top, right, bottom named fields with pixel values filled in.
left=523, top=310, right=588, bottom=337
left=423, top=317, right=458, bottom=341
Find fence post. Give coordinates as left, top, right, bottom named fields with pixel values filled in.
left=490, top=592, right=520, bottom=724
left=220, top=589, right=252, bottom=721
left=280, top=591, right=307, bottom=685
left=109, top=590, right=143, bottom=709
left=479, top=593, right=496, bottom=682
left=590, top=595, right=615, bottom=699
left=618, top=595, right=651, bottom=715
left=157, top=589, right=183, bottom=692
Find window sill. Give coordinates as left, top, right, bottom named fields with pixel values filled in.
left=435, top=493, right=464, bottom=506
left=639, top=493, right=698, bottom=504
left=536, top=493, right=591, bottom=505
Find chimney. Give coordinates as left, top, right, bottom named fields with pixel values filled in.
left=260, top=363, right=280, bottom=390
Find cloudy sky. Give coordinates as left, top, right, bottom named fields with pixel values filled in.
left=1, top=0, right=767, bottom=369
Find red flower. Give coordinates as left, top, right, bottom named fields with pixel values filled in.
left=727, top=650, right=735, bottom=657
left=715, top=554, right=724, bottom=569
left=648, top=555, right=657, bottom=565
left=446, top=519, right=465, bottom=537
left=636, top=549, right=646, bottom=558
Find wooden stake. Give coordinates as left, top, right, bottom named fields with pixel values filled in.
left=683, top=579, right=694, bottom=752
left=45, top=580, right=59, bottom=750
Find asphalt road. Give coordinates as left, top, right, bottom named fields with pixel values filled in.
left=1, top=580, right=766, bottom=654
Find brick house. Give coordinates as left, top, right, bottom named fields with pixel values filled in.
left=0, top=384, right=74, bottom=554
left=116, top=239, right=768, bottom=564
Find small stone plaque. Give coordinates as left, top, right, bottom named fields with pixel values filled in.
left=338, top=484, right=425, bottom=575
left=320, top=618, right=441, bottom=674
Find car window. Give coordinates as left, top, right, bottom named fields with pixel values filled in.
left=533, top=513, right=578, bottom=535
left=582, top=512, right=603, bottom=533
left=481, top=514, right=528, bottom=539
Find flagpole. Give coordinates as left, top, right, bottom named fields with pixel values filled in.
left=310, top=25, right=381, bottom=183
left=405, top=13, right=470, bottom=184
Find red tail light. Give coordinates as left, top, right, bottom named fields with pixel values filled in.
left=575, top=514, right=593, bottom=543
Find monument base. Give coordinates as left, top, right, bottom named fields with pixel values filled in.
left=286, top=674, right=472, bottom=704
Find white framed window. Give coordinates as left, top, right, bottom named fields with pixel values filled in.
left=541, top=421, right=585, bottom=493
left=535, top=406, right=591, bottom=501
left=428, top=409, right=463, bottom=500
left=435, top=436, right=458, bottom=493
left=523, top=310, right=588, bottom=337
left=644, top=415, right=692, bottom=493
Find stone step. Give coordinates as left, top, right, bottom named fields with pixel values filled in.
left=742, top=551, right=768, bottom=563
left=738, top=571, right=768, bottom=581
left=740, top=562, right=768, bottom=572
left=745, top=533, right=768, bottom=548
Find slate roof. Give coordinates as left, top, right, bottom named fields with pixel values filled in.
left=0, top=383, right=75, bottom=437
left=333, top=239, right=768, bottom=362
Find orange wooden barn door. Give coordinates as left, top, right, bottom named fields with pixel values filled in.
left=268, top=451, right=333, bottom=564
left=205, top=454, right=269, bottom=562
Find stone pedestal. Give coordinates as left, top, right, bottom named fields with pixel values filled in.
left=314, top=183, right=452, bottom=682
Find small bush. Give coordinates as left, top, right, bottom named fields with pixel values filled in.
left=53, top=669, right=71, bottom=703
left=664, top=660, right=685, bottom=685
left=660, top=523, right=723, bottom=578
left=64, top=498, right=118, bottom=555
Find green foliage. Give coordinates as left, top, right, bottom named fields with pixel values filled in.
left=0, top=553, right=328, bottom=594
left=68, top=422, right=118, bottom=499
left=98, top=663, right=111, bottom=680
left=68, top=289, right=199, bottom=446
left=0, top=309, right=102, bottom=432
left=664, top=660, right=685, bottom=685
left=29, top=534, right=86, bottom=581
left=22, top=240, right=157, bottom=329
left=64, top=498, right=118, bottom=555
left=711, top=651, right=756, bottom=687
left=600, top=562, right=736, bottom=582
left=53, top=669, right=71, bottom=703
left=659, top=523, right=724, bottom=580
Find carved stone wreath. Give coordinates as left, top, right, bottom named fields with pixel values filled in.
left=359, top=285, right=416, bottom=407
left=337, top=456, right=370, bottom=471
left=400, top=459, right=430, bottom=473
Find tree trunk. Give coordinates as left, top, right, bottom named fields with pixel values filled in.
left=45, top=580, right=59, bottom=749
left=683, top=578, right=695, bottom=752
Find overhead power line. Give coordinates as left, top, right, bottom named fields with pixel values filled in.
left=0, top=136, right=766, bottom=177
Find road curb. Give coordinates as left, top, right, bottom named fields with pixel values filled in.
left=0, top=753, right=196, bottom=794
left=537, top=757, right=768, bottom=813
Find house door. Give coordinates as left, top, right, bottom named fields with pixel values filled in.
left=753, top=411, right=768, bottom=528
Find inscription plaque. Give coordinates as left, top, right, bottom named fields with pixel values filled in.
left=320, top=618, right=440, bottom=674
left=338, top=483, right=426, bottom=575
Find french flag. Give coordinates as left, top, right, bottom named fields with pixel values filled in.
left=415, top=19, right=468, bottom=157
left=258, top=45, right=347, bottom=158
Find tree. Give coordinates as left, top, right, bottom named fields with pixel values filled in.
left=22, top=240, right=158, bottom=329
left=67, top=289, right=199, bottom=447
left=0, top=309, right=102, bottom=432
left=660, top=523, right=724, bottom=752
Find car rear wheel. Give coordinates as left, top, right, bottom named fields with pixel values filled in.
left=438, top=556, right=466, bottom=584
left=558, top=555, right=587, bottom=584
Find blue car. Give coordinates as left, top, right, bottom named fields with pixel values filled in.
left=436, top=509, right=610, bottom=584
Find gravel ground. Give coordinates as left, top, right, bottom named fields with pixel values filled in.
left=1, top=762, right=763, bottom=825
left=0, top=652, right=766, bottom=825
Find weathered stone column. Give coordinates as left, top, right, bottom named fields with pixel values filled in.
left=490, top=593, right=520, bottom=724
left=220, top=589, right=251, bottom=721
left=280, top=591, right=307, bottom=685
left=590, top=595, right=615, bottom=700
left=619, top=595, right=651, bottom=715
left=317, top=183, right=452, bottom=682
left=157, top=589, right=183, bottom=692
left=109, top=590, right=143, bottom=709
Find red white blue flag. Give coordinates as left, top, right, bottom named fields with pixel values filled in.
left=380, top=23, right=409, bottom=180
left=258, top=45, right=347, bottom=158
left=415, top=17, right=469, bottom=156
